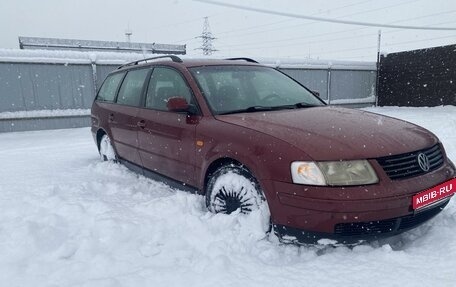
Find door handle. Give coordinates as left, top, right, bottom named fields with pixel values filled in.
left=108, top=113, right=114, bottom=122
left=137, top=120, right=146, bottom=128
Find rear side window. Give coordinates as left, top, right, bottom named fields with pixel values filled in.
left=97, top=72, right=125, bottom=102
left=117, top=68, right=150, bottom=106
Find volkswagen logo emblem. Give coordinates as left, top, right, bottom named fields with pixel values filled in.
left=417, top=153, right=430, bottom=172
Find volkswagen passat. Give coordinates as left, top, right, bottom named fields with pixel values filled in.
left=91, top=56, right=456, bottom=243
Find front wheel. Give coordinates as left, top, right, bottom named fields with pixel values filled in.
left=206, top=165, right=266, bottom=214
left=99, top=134, right=117, bottom=162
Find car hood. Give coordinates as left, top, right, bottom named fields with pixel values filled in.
left=215, top=106, right=438, bottom=160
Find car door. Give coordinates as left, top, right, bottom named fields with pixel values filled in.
left=137, top=67, right=199, bottom=187
left=109, top=67, right=151, bottom=166
left=93, top=71, right=125, bottom=141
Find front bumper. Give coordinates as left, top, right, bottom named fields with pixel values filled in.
left=273, top=198, right=450, bottom=244
left=262, top=161, right=455, bottom=243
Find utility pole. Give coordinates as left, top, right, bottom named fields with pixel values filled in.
left=375, top=29, right=382, bottom=107
left=125, top=29, right=132, bottom=43
left=125, top=23, right=132, bottom=43
left=197, top=17, right=217, bottom=55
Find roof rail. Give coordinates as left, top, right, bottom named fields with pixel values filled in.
left=225, top=57, right=259, bottom=63
left=117, top=55, right=183, bottom=69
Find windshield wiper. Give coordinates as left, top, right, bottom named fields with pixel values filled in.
left=219, top=106, right=273, bottom=115
left=218, top=103, right=319, bottom=115
left=293, top=102, right=320, bottom=108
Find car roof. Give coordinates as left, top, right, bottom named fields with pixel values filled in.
left=177, top=58, right=261, bottom=68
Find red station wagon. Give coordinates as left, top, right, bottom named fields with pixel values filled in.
left=91, top=56, right=456, bottom=244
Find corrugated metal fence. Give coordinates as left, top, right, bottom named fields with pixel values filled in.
left=378, top=44, right=456, bottom=106
left=0, top=50, right=377, bottom=132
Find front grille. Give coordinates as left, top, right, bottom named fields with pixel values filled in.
left=377, top=144, right=444, bottom=180
left=399, top=203, right=444, bottom=229
left=334, top=219, right=397, bottom=236
left=334, top=199, right=449, bottom=237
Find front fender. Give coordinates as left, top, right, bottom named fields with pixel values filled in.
left=195, top=118, right=313, bottom=190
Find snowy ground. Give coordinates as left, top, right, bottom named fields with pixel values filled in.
left=0, top=106, right=455, bottom=287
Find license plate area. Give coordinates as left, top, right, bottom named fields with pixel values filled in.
left=413, top=178, right=456, bottom=210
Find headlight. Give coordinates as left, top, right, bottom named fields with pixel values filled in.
left=290, top=162, right=326, bottom=185
left=291, top=160, right=378, bottom=186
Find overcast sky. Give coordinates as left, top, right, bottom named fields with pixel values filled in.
left=1, top=0, right=455, bottom=61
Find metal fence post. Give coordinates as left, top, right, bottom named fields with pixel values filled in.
left=91, top=61, right=98, bottom=100
left=327, top=66, right=332, bottom=105
left=375, top=30, right=382, bottom=107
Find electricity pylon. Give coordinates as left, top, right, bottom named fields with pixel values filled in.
left=196, top=17, right=217, bottom=55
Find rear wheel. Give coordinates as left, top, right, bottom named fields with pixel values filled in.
left=206, top=165, right=266, bottom=214
left=99, top=134, right=117, bottom=162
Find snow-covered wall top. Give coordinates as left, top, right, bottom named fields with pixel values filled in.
left=0, top=48, right=145, bottom=65
left=0, top=49, right=376, bottom=70
left=256, top=57, right=376, bottom=70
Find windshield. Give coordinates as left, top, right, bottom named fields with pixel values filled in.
left=189, top=65, right=324, bottom=115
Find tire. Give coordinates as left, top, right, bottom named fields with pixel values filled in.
left=206, top=165, right=266, bottom=214
left=99, top=134, right=117, bottom=162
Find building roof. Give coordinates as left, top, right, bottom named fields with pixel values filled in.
left=18, top=36, right=186, bottom=55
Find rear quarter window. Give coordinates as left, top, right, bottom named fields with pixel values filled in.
left=96, top=72, right=125, bottom=102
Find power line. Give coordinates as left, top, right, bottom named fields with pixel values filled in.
left=319, top=0, right=375, bottom=13
left=219, top=6, right=456, bottom=45
left=182, top=1, right=438, bottom=47
left=396, top=10, right=456, bottom=23
left=215, top=10, right=456, bottom=57
left=215, top=0, right=374, bottom=36
left=214, top=1, right=445, bottom=42
left=195, top=0, right=456, bottom=30
left=383, top=33, right=456, bottom=47
left=174, top=16, right=219, bottom=44
left=147, top=14, right=217, bottom=30
left=223, top=32, right=377, bottom=51
left=291, top=44, right=378, bottom=57
left=218, top=16, right=456, bottom=51
left=221, top=20, right=456, bottom=58
left=178, top=6, right=456, bottom=45
left=330, top=0, right=421, bottom=20
left=175, top=36, right=198, bottom=44
left=217, top=8, right=371, bottom=40
left=289, top=33, right=456, bottom=58
left=148, top=13, right=224, bottom=44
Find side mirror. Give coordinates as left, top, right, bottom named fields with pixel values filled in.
left=311, top=90, right=320, bottom=98
left=167, top=97, right=193, bottom=113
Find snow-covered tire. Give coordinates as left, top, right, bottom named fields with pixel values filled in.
left=99, top=134, right=117, bottom=162
left=206, top=165, right=266, bottom=214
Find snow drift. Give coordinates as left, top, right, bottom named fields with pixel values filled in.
left=0, top=106, right=455, bottom=286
